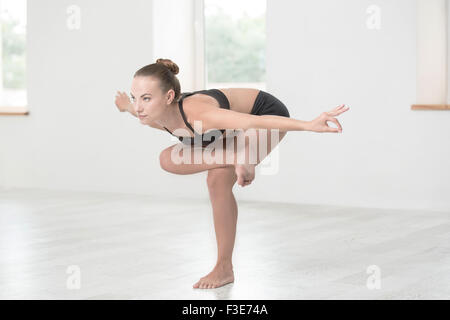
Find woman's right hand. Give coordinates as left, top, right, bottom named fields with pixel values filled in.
left=115, top=91, right=132, bottom=113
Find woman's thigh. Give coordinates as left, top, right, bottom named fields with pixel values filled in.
left=159, top=129, right=287, bottom=174
left=159, top=135, right=236, bottom=175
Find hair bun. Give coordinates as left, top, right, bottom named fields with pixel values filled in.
left=156, top=58, right=179, bottom=75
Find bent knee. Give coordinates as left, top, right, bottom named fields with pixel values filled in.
left=159, top=148, right=175, bottom=173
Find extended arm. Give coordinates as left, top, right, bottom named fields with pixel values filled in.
left=200, top=107, right=309, bottom=131
left=198, top=103, right=349, bottom=133
left=126, top=104, right=138, bottom=117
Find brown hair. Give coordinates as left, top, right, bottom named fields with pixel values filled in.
left=134, top=58, right=181, bottom=102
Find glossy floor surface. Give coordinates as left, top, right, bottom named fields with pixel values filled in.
left=1, top=188, right=449, bottom=299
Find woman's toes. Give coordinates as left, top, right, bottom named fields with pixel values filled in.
left=194, top=279, right=204, bottom=288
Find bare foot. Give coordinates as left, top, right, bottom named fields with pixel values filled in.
left=235, top=164, right=255, bottom=187
left=193, top=263, right=234, bottom=289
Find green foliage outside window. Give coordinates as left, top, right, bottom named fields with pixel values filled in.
left=1, top=17, right=26, bottom=89
left=205, top=9, right=265, bottom=83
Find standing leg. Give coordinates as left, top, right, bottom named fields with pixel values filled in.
left=193, top=166, right=238, bottom=289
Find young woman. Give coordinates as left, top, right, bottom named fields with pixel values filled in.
left=114, top=58, right=349, bottom=289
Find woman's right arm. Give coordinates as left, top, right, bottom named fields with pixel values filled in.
left=199, top=102, right=348, bottom=133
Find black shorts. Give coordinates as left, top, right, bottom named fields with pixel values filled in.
left=250, top=90, right=290, bottom=118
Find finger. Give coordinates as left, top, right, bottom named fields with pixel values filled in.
left=327, top=126, right=339, bottom=133
left=335, top=118, right=342, bottom=131
left=328, top=105, right=345, bottom=116
left=338, top=105, right=350, bottom=114
left=327, top=118, right=342, bottom=132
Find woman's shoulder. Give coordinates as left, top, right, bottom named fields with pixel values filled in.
left=181, top=96, right=223, bottom=132
left=181, top=91, right=218, bottom=109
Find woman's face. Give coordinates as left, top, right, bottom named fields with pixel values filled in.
left=130, top=76, right=174, bottom=124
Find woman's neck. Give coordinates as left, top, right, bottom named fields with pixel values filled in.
left=156, top=101, right=184, bottom=132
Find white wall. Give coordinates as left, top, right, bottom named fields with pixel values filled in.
left=265, top=0, right=450, bottom=211
left=0, top=0, right=208, bottom=198
left=152, top=0, right=205, bottom=90
left=1, top=0, right=449, bottom=212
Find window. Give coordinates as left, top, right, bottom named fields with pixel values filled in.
left=412, top=0, right=449, bottom=110
left=0, top=0, right=27, bottom=115
left=204, top=0, right=266, bottom=90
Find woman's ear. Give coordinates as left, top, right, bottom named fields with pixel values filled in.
left=167, top=89, right=175, bottom=104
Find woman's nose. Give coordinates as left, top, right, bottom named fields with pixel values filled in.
left=135, top=103, right=144, bottom=113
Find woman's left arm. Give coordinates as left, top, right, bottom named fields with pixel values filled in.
left=198, top=103, right=349, bottom=133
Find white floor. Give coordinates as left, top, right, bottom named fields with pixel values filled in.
left=0, top=187, right=449, bottom=300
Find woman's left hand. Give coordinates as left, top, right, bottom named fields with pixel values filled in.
left=308, top=104, right=350, bottom=133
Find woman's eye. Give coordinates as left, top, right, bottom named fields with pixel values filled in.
left=144, top=98, right=150, bottom=101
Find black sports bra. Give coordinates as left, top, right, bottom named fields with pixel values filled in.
left=163, top=89, right=230, bottom=147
